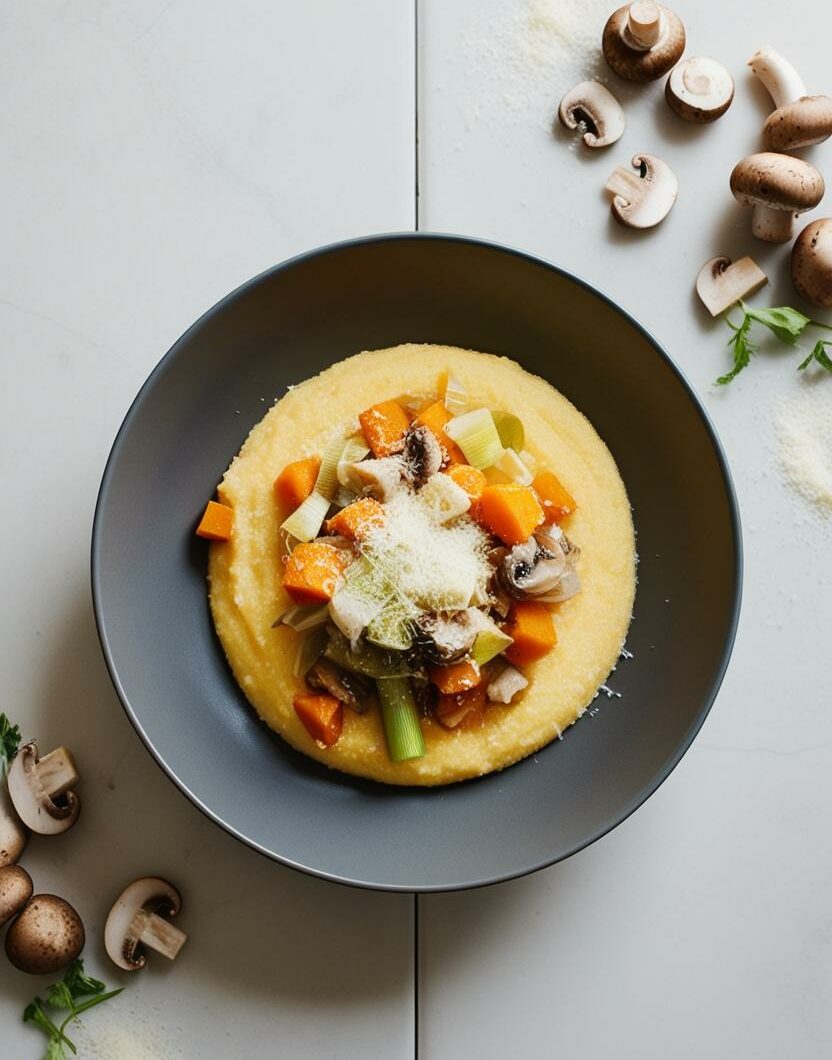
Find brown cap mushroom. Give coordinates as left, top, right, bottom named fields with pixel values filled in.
left=665, top=57, right=734, bottom=123
left=7, top=741, right=80, bottom=835
left=602, top=1, right=686, bottom=83
left=730, top=153, right=824, bottom=243
left=558, top=81, right=626, bottom=148
left=749, top=47, right=832, bottom=150
left=791, top=219, right=832, bottom=308
left=0, top=783, right=27, bottom=867
left=605, top=153, right=678, bottom=228
left=696, top=256, right=768, bottom=317
left=0, top=865, right=33, bottom=927
left=104, top=877, right=187, bottom=971
left=5, top=894, right=84, bottom=974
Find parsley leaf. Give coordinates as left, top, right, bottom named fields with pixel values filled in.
left=744, top=304, right=812, bottom=344
left=716, top=312, right=756, bottom=385
left=718, top=303, right=832, bottom=384
left=0, top=712, right=21, bottom=768
left=798, top=340, right=832, bottom=373
left=23, top=959, right=122, bottom=1060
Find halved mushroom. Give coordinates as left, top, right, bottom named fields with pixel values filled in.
left=401, top=426, right=442, bottom=488
left=730, top=152, right=824, bottom=243
left=749, top=47, right=832, bottom=150
left=0, top=864, right=33, bottom=928
left=5, top=894, right=84, bottom=974
left=105, top=877, right=187, bottom=971
left=696, top=256, right=768, bottom=316
left=605, top=154, right=678, bottom=228
left=412, top=610, right=480, bottom=665
left=338, top=456, right=403, bottom=502
left=7, top=742, right=80, bottom=835
left=0, top=783, right=27, bottom=867
left=602, top=1, right=686, bottom=83
left=306, top=657, right=374, bottom=713
left=791, top=218, right=832, bottom=308
left=500, top=526, right=580, bottom=601
left=665, top=57, right=734, bottom=123
left=487, top=664, right=529, bottom=705
left=558, top=81, right=625, bottom=148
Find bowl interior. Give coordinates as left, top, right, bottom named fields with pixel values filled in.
left=93, top=235, right=740, bottom=891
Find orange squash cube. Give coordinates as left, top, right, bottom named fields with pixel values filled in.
left=358, top=400, right=411, bottom=457
left=294, top=693, right=343, bottom=747
left=282, top=541, right=351, bottom=605
left=274, top=456, right=321, bottom=511
left=477, top=484, right=544, bottom=546
left=533, top=470, right=577, bottom=525
left=326, top=497, right=385, bottom=541
left=503, top=602, right=556, bottom=666
left=196, top=500, right=233, bottom=541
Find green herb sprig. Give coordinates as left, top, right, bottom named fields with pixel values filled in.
left=23, top=959, right=123, bottom=1058
left=718, top=303, right=832, bottom=385
left=0, top=711, right=22, bottom=770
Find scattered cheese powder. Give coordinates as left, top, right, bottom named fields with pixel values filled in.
left=776, top=383, right=832, bottom=512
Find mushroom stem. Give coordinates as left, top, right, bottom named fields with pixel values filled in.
left=748, top=47, right=806, bottom=109
left=134, top=908, right=188, bottom=961
left=751, top=204, right=795, bottom=243
left=624, top=0, right=662, bottom=50
left=604, top=167, right=643, bottom=201
left=36, top=748, right=79, bottom=799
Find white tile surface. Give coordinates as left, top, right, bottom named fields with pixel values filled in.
left=0, top=2, right=415, bottom=1057
left=419, top=2, right=832, bottom=1057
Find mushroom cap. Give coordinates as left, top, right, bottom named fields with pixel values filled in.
left=558, top=80, right=626, bottom=147
left=792, top=218, right=832, bottom=308
left=606, top=153, right=679, bottom=228
left=0, top=864, right=33, bottom=927
left=5, top=894, right=84, bottom=974
left=665, top=56, right=734, bottom=123
left=0, top=784, right=27, bottom=867
left=105, top=876, right=182, bottom=971
left=602, top=3, right=686, bottom=82
left=7, top=742, right=81, bottom=835
left=730, top=153, right=824, bottom=212
left=763, top=95, right=832, bottom=151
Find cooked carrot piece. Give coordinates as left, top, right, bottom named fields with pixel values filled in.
left=282, top=541, right=351, bottom=605
left=326, top=497, right=385, bottom=541
left=274, top=456, right=321, bottom=511
left=503, top=601, right=556, bottom=666
left=294, top=693, right=343, bottom=747
left=533, top=470, right=577, bottom=525
left=435, top=683, right=487, bottom=731
left=443, top=464, right=487, bottom=508
left=430, top=658, right=482, bottom=695
left=196, top=500, right=233, bottom=541
left=477, top=484, right=544, bottom=545
left=413, top=400, right=466, bottom=464
left=358, top=400, right=411, bottom=457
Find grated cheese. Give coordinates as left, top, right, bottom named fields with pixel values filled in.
left=776, top=384, right=832, bottom=512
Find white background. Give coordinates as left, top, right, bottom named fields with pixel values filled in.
left=1, top=1, right=830, bottom=1057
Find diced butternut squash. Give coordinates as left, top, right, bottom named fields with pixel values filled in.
left=503, top=602, right=556, bottom=665
left=326, top=497, right=385, bottom=541
left=435, top=682, right=487, bottom=730
left=413, top=400, right=467, bottom=464
left=443, top=464, right=487, bottom=510
left=196, top=500, right=233, bottom=541
left=358, top=400, right=411, bottom=457
left=533, top=470, right=577, bottom=525
left=477, top=484, right=544, bottom=545
left=282, top=541, right=351, bottom=605
left=430, top=658, right=482, bottom=695
left=293, top=693, right=343, bottom=747
left=274, top=456, right=321, bottom=511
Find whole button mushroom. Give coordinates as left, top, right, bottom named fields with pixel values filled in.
left=104, top=877, right=187, bottom=971
left=665, top=57, right=734, bottom=123
left=605, top=153, right=678, bottom=228
left=602, top=1, right=685, bottom=83
left=558, top=81, right=626, bottom=148
left=0, top=865, right=33, bottom=928
left=0, top=783, right=27, bottom=867
left=791, top=219, right=832, bottom=308
left=7, top=741, right=80, bottom=835
left=730, top=153, right=824, bottom=243
left=5, top=894, right=85, bottom=974
left=749, top=46, right=832, bottom=150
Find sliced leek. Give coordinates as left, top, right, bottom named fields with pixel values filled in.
left=376, top=677, right=426, bottom=762
left=491, top=410, right=525, bottom=453
left=340, top=434, right=371, bottom=465
left=293, top=626, right=329, bottom=678
left=494, top=447, right=533, bottom=486
left=314, top=436, right=345, bottom=501
left=443, top=375, right=468, bottom=416
left=280, top=490, right=331, bottom=542
left=366, top=600, right=416, bottom=651
left=272, top=603, right=330, bottom=631
left=471, top=621, right=514, bottom=666
left=444, top=408, right=504, bottom=470
left=325, top=631, right=414, bottom=678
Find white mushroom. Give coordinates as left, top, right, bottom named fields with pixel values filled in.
left=558, top=81, right=626, bottom=148
left=791, top=219, right=832, bottom=308
left=605, top=153, right=678, bottom=228
left=105, top=877, right=187, bottom=971
left=5, top=894, right=85, bottom=974
left=696, top=256, right=768, bottom=317
left=749, top=47, right=832, bottom=151
left=338, top=457, right=403, bottom=502
left=748, top=46, right=807, bottom=111
left=665, top=57, right=734, bottom=123
left=0, top=782, right=27, bottom=866
left=7, top=742, right=80, bottom=835
left=602, top=2, right=686, bottom=83
left=487, top=665, right=529, bottom=705
left=730, top=152, right=824, bottom=243
left=0, top=864, right=33, bottom=928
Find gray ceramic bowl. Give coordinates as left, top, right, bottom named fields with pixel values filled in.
left=92, top=233, right=741, bottom=892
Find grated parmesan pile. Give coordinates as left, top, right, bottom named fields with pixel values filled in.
left=776, top=383, right=832, bottom=513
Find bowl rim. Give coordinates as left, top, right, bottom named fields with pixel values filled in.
left=91, top=231, right=743, bottom=893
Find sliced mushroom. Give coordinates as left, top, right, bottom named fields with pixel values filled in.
left=412, top=610, right=480, bottom=665
left=105, top=877, right=187, bottom=971
left=749, top=47, right=832, bottom=151
left=558, top=81, right=625, bottom=148
left=499, top=525, right=581, bottom=601
left=696, top=256, right=768, bottom=317
left=7, top=742, right=80, bottom=835
left=730, top=152, right=824, bottom=243
left=665, top=57, right=734, bottom=123
left=306, top=657, right=374, bottom=713
left=602, top=1, right=686, bottom=83
left=487, top=664, right=529, bottom=705
left=0, top=782, right=27, bottom=867
left=339, top=456, right=403, bottom=502
left=5, top=894, right=84, bottom=974
left=401, top=426, right=442, bottom=489
left=0, top=864, right=33, bottom=928
left=605, top=154, right=678, bottom=228
left=791, top=218, right=832, bottom=308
